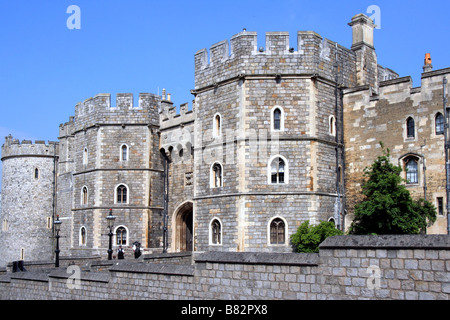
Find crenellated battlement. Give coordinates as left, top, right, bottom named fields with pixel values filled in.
left=72, top=92, right=161, bottom=132
left=159, top=89, right=195, bottom=130
left=194, top=30, right=359, bottom=90
left=1, top=134, right=58, bottom=160
left=75, top=92, right=160, bottom=115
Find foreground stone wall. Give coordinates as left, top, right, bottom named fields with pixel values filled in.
left=0, top=235, right=448, bottom=300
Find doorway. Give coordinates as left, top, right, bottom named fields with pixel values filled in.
left=174, top=201, right=193, bottom=252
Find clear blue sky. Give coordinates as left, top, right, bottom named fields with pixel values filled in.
left=1, top=0, right=449, bottom=187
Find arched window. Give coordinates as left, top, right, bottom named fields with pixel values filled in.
left=328, top=217, right=336, bottom=226
left=115, top=226, right=127, bottom=246
left=329, top=115, right=336, bottom=136
left=34, top=168, right=39, bottom=180
left=83, top=147, right=88, bottom=165
left=210, top=219, right=222, bottom=245
left=269, top=218, right=286, bottom=245
left=435, top=113, right=444, bottom=135
left=213, top=113, right=222, bottom=137
left=116, top=184, right=128, bottom=204
left=271, top=106, right=284, bottom=131
left=406, top=117, right=415, bottom=138
left=273, top=108, right=281, bottom=130
left=79, top=227, right=87, bottom=246
left=211, top=162, right=223, bottom=188
left=405, top=157, right=418, bottom=184
left=121, top=144, right=128, bottom=161
left=81, top=186, right=88, bottom=205
left=270, top=157, right=286, bottom=184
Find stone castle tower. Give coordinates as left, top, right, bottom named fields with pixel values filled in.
left=1, top=13, right=448, bottom=266
left=56, top=93, right=163, bottom=257
left=0, top=135, right=58, bottom=266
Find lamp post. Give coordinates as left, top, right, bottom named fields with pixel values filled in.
left=54, top=215, right=62, bottom=268
left=106, top=209, right=116, bottom=260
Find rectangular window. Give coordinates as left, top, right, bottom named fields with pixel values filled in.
left=437, top=197, right=444, bottom=216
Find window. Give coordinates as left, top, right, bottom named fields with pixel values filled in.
left=328, top=217, right=336, bottom=226
left=2, top=219, right=8, bottom=232
left=116, top=226, right=127, bottom=245
left=406, top=117, right=415, bottom=138
left=210, top=219, right=222, bottom=245
left=116, top=184, right=128, bottom=204
left=34, top=168, right=39, bottom=180
left=83, top=147, right=88, bottom=165
left=405, top=158, right=418, bottom=184
left=271, top=106, right=284, bottom=131
left=80, top=227, right=87, bottom=246
left=270, top=157, right=286, bottom=184
left=81, top=186, right=88, bottom=205
left=47, top=217, right=51, bottom=229
left=273, top=108, right=281, bottom=130
left=437, top=197, right=444, bottom=216
left=213, top=113, right=222, bottom=137
left=435, top=113, right=444, bottom=135
left=20, top=248, right=25, bottom=261
left=211, top=162, right=223, bottom=188
left=329, top=115, right=336, bottom=136
left=269, top=218, right=286, bottom=245
left=121, top=144, right=128, bottom=161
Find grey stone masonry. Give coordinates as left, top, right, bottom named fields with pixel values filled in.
left=0, top=235, right=448, bottom=300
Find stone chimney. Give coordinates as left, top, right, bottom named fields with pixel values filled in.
left=348, top=13, right=375, bottom=50
left=423, top=53, right=433, bottom=73
left=348, top=14, right=378, bottom=87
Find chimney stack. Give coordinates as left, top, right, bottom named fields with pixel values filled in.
left=348, top=13, right=375, bottom=50
left=423, top=53, right=433, bottom=73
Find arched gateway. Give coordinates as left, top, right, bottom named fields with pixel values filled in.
left=173, top=201, right=193, bottom=252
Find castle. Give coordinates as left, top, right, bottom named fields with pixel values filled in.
left=1, top=13, right=449, bottom=267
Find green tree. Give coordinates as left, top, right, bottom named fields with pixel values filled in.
left=291, top=220, right=343, bottom=253
left=349, top=144, right=437, bottom=235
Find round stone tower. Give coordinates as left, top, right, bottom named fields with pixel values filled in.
left=0, top=135, right=58, bottom=267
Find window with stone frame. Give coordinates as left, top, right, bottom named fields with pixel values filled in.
left=404, top=157, right=419, bottom=184
left=273, top=108, right=282, bottom=131
left=211, top=219, right=222, bottom=245
left=435, top=113, right=444, bottom=135
left=213, top=113, right=222, bottom=138
left=116, top=184, right=128, bottom=203
left=116, top=226, right=127, bottom=245
left=81, top=186, right=88, bottom=205
left=329, top=115, right=336, bottom=136
left=211, top=163, right=223, bottom=188
left=121, top=144, right=129, bottom=161
left=83, top=147, right=88, bottom=165
left=406, top=117, right=415, bottom=138
left=271, top=106, right=284, bottom=131
left=270, top=157, right=285, bottom=184
left=80, top=226, right=87, bottom=246
left=269, top=218, right=285, bottom=245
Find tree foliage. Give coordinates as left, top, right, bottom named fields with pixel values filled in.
left=291, top=220, right=343, bottom=253
left=349, top=144, right=437, bottom=235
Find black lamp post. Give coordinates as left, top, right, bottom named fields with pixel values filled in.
left=54, top=215, right=62, bottom=268
left=106, top=209, right=116, bottom=260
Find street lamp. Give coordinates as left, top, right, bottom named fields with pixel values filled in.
left=54, top=215, right=62, bottom=268
left=106, top=209, right=116, bottom=260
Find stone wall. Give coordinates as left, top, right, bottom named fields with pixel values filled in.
left=343, top=68, right=450, bottom=233
left=0, top=235, right=448, bottom=300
